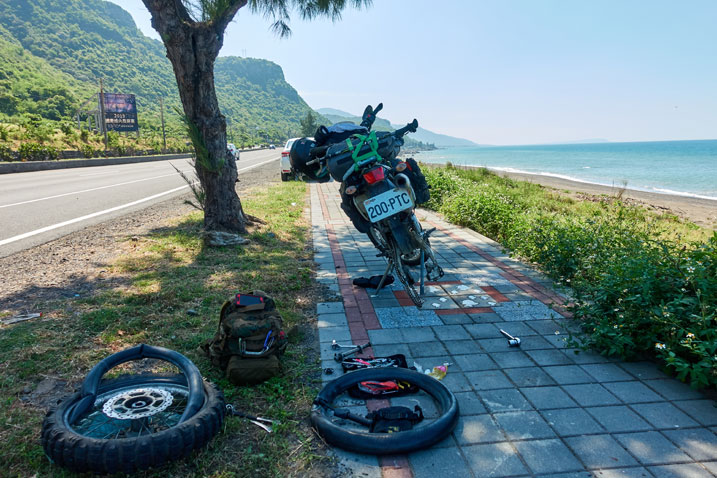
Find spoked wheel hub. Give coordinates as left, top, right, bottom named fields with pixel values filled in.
left=102, top=387, right=174, bottom=420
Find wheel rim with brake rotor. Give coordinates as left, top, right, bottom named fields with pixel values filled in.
left=71, top=383, right=188, bottom=439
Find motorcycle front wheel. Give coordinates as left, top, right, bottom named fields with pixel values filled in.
left=42, top=374, right=225, bottom=474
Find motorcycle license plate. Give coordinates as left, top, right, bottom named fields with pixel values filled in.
left=363, top=188, right=414, bottom=223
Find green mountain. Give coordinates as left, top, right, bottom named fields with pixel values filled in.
left=316, top=107, right=478, bottom=147
left=0, top=0, right=316, bottom=142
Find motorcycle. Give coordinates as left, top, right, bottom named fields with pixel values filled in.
left=296, top=103, right=443, bottom=307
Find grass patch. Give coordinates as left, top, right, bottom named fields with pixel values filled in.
left=424, top=165, right=716, bottom=389
left=0, top=181, right=336, bottom=477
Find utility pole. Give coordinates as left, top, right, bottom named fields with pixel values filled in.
left=159, top=97, right=167, bottom=152
left=99, top=78, right=108, bottom=151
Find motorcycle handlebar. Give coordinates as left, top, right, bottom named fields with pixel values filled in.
left=393, top=119, right=419, bottom=138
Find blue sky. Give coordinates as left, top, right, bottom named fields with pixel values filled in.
left=111, top=0, right=717, bottom=145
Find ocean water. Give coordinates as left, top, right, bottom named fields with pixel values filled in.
left=414, top=140, right=717, bottom=201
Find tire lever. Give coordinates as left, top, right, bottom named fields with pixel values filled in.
left=226, top=404, right=276, bottom=433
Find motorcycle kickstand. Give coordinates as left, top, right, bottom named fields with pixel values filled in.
left=420, top=249, right=425, bottom=296
left=372, top=261, right=395, bottom=297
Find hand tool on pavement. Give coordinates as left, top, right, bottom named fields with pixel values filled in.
left=499, top=329, right=521, bottom=347
left=331, top=339, right=357, bottom=350
left=334, top=342, right=371, bottom=362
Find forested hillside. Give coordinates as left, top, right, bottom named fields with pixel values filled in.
left=0, top=0, right=318, bottom=154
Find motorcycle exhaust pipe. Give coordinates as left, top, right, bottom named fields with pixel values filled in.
left=394, top=173, right=411, bottom=188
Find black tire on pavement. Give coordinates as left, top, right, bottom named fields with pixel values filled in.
left=310, top=367, right=459, bottom=455
left=41, top=374, right=225, bottom=474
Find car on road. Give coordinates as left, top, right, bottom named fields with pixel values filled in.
left=227, top=143, right=239, bottom=160
left=281, top=138, right=300, bottom=181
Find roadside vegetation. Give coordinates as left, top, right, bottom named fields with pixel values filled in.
left=0, top=181, right=336, bottom=477
left=423, top=164, right=716, bottom=389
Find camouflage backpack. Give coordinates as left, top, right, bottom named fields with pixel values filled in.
left=202, top=290, right=287, bottom=385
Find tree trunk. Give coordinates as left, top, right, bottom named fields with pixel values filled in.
left=143, top=1, right=248, bottom=234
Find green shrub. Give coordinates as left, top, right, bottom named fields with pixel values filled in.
left=79, top=144, right=97, bottom=158
left=424, top=165, right=717, bottom=389
left=0, top=144, right=16, bottom=161
left=18, top=142, right=58, bottom=161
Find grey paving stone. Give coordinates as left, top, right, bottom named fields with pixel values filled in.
left=619, top=361, right=670, bottom=380
left=401, top=326, right=437, bottom=343
left=465, top=323, right=501, bottom=339
left=443, top=339, right=482, bottom=355
left=408, top=446, right=472, bottom=478
left=562, top=348, right=613, bottom=364
left=504, top=367, right=557, bottom=387
left=543, top=407, right=605, bottom=436
left=581, top=363, right=635, bottom=382
left=317, top=302, right=344, bottom=314
left=615, top=431, right=692, bottom=465
left=674, top=400, right=717, bottom=426
left=332, top=448, right=381, bottom=478
left=489, top=351, right=536, bottom=369
left=514, top=438, right=584, bottom=474
left=441, top=371, right=473, bottom=392
left=318, top=326, right=352, bottom=344
left=544, top=365, right=596, bottom=385
left=603, top=381, right=665, bottom=403
left=376, top=306, right=443, bottom=328
left=408, top=341, right=448, bottom=358
left=317, top=312, right=348, bottom=328
left=439, top=313, right=473, bottom=325
left=369, top=298, right=401, bottom=308
left=494, top=411, right=556, bottom=440
left=469, top=312, right=503, bottom=323
left=648, top=463, right=714, bottom=478
left=477, top=338, right=514, bottom=352
left=479, top=388, right=534, bottom=413
left=591, top=468, right=653, bottom=477
left=453, top=353, right=498, bottom=372
left=565, top=434, right=639, bottom=469
left=563, top=383, right=622, bottom=407
left=462, top=442, right=529, bottom=477
left=526, top=348, right=575, bottom=365
left=391, top=392, right=439, bottom=418
left=465, top=370, right=513, bottom=390
left=645, top=380, right=705, bottom=401
left=515, top=335, right=555, bottom=351
left=631, top=402, right=700, bottom=429
left=372, top=343, right=411, bottom=359
left=663, top=428, right=717, bottom=460
left=454, top=391, right=487, bottom=415
left=367, top=328, right=403, bottom=345
left=528, top=319, right=569, bottom=335
left=586, top=406, right=653, bottom=433
left=521, top=386, right=578, bottom=410
left=544, top=333, right=573, bottom=349
left=703, top=462, right=717, bottom=475
left=453, top=414, right=505, bottom=445
left=432, top=325, right=471, bottom=341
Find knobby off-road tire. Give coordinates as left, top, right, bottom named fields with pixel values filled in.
left=311, top=368, right=459, bottom=455
left=41, top=374, right=225, bottom=474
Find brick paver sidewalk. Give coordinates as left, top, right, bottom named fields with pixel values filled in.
left=310, top=182, right=717, bottom=478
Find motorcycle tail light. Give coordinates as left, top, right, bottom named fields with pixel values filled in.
left=395, top=161, right=408, bottom=172
left=345, top=185, right=357, bottom=195
left=363, top=167, right=385, bottom=184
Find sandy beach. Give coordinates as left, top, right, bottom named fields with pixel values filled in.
left=495, top=169, right=717, bottom=230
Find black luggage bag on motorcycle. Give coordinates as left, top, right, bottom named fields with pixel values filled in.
left=326, top=131, right=401, bottom=182
left=289, top=137, right=331, bottom=182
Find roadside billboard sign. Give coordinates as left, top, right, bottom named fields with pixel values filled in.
left=101, top=93, right=138, bottom=132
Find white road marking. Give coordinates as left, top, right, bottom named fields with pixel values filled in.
left=0, top=169, right=194, bottom=209
left=0, top=157, right=279, bottom=247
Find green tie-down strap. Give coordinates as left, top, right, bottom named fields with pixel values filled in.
left=346, top=131, right=380, bottom=171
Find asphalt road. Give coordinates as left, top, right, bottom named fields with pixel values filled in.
left=0, top=149, right=279, bottom=258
